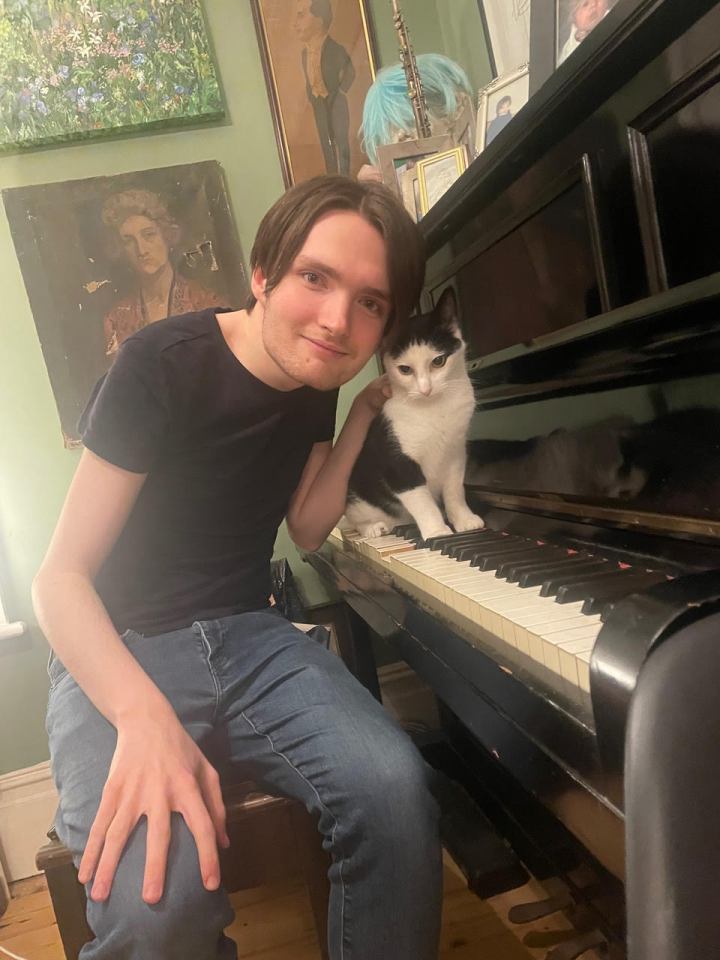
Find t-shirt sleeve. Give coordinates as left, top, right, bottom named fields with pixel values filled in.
left=80, top=336, right=170, bottom=473
left=313, top=388, right=339, bottom=443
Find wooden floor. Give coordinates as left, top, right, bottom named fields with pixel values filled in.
left=0, top=862, right=530, bottom=960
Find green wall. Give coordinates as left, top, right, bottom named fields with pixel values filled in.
left=0, top=0, right=490, bottom=776
left=369, top=0, right=492, bottom=99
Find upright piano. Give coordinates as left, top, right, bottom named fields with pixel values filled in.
left=306, top=2, right=720, bottom=957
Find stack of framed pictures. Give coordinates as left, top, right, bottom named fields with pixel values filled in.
left=376, top=137, right=469, bottom=221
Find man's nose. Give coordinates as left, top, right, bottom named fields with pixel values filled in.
left=319, top=295, right=351, bottom=336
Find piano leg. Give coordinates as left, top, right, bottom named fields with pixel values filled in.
left=333, top=602, right=383, bottom=702
left=625, top=609, right=720, bottom=960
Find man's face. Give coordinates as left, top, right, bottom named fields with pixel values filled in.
left=119, top=214, right=169, bottom=278
left=295, top=0, right=321, bottom=42
left=573, top=0, right=609, bottom=35
left=252, top=210, right=391, bottom=392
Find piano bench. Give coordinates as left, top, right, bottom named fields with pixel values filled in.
left=36, top=781, right=331, bottom=960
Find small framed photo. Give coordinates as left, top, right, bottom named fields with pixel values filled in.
left=556, top=0, right=619, bottom=67
left=376, top=135, right=455, bottom=219
left=416, top=147, right=468, bottom=216
left=475, top=65, right=530, bottom=154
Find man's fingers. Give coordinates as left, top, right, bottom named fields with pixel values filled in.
left=181, top=795, right=221, bottom=890
left=78, top=798, right=115, bottom=885
left=200, top=765, right=229, bottom=848
left=89, top=814, right=135, bottom=901
left=143, top=812, right=171, bottom=904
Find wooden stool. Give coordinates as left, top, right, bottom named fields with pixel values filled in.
left=36, top=782, right=331, bottom=960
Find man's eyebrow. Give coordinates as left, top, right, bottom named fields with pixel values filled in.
left=295, top=256, right=391, bottom=302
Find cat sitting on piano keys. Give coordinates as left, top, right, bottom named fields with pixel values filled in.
left=344, top=286, right=484, bottom=541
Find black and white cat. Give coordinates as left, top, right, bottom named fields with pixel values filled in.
left=345, top=287, right=484, bottom=540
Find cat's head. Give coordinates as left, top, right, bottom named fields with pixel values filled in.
left=382, top=286, right=465, bottom=398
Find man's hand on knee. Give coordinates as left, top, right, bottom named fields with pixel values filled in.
left=77, top=710, right=230, bottom=904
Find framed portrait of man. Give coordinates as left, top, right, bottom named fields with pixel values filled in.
left=251, top=0, right=377, bottom=185
left=4, top=161, right=247, bottom=445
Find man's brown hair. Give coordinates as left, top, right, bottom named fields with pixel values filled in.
left=247, top=175, right=425, bottom=331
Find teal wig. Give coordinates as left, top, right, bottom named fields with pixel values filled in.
left=360, top=53, right=472, bottom=164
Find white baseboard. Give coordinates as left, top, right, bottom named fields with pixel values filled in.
left=0, top=761, right=58, bottom=882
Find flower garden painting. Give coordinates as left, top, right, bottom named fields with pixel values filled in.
left=0, top=0, right=223, bottom=150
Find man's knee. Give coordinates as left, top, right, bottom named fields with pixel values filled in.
left=84, top=816, right=235, bottom=959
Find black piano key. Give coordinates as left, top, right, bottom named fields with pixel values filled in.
left=473, top=544, right=553, bottom=572
left=462, top=536, right=526, bottom=560
left=494, top=546, right=567, bottom=578
left=518, top=558, right=608, bottom=589
left=579, top=572, right=668, bottom=613
left=446, top=534, right=509, bottom=557
left=539, top=564, right=618, bottom=597
left=503, top=552, right=594, bottom=583
left=440, top=532, right=506, bottom=555
left=425, top=529, right=503, bottom=550
left=392, top=523, right=419, bottom=539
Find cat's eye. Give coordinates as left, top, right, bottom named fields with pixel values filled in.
left=398, top=364, right=412, bottom=375
left=431, top=355, right=447, bottom=368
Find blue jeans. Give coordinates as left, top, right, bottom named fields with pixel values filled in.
left=46, top=609, right=442, bottom=959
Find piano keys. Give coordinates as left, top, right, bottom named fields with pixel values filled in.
left=329, top=525, right=667, bottom=697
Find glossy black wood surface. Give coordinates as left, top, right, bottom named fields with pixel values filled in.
left=313, top=0, right=720, bottom=896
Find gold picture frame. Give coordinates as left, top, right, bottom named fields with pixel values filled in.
left=376, top=136, right=455, bottom=220
left=251, top=0, right=377, bottom=186
left=416, top=147, right=468, bottom=216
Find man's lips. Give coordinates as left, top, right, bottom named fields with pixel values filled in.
left=304, top=336, right=348, bottom=357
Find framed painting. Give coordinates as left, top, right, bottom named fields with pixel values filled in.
left=3, top=161, right=247, bottom=445
left=476, top=65, right=530, bottom=154
left=478, top=0, right=531, bottom=77
left=376, top=136, right=455, bottom=221
left=417, top=147, right=468, bottom=216
left=251, top=0, right=377, bottom=185
left=0, top=0, right=223, bottom=151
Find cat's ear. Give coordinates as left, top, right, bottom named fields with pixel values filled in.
left=436, top=286, right=459, bottom=328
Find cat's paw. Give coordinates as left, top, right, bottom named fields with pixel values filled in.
left=420, top=523, right=453, bottom=540
left=450, top=511, right=485, bottom=532
left=359, top=521, right=391, bottom=538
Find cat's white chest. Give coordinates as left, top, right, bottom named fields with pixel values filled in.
left=385, top=382, right=474, bottom=495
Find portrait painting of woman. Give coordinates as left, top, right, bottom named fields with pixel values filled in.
left=3, top=161, right=247, bottom=444
left=101, top=189, right=227, bottom=355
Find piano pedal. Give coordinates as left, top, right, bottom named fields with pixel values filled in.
left=430, top=770, right=529, bottom=898
left=544, top=928, right=608, bottom=959
left=508, top=891, right=573, bottom=923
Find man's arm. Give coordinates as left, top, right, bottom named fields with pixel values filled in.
left=33, top=450, right=228, bottom=904
left=286, top=375, right=390, bottom=551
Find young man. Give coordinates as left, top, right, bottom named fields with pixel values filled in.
left=33, top=176, right=441, bottom=960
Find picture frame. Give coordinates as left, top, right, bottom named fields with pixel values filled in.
left=448, top=100, right=478, bottom=164
left=416, top=147, right=468, bottom=216
left=529, top=0, right=621, bottom=95
left=556, top=0, right=619, bottom=68
left=251, top=0, right=377, bottom=186
left=475, top=64, right=530, bottom=154
left=0, top=1, right=223, bottom=152
left=3, top=161, right=247, bottom=446
left=477, top=0, right=531, bottom=78
left=376, top=136, right=455, bottom=220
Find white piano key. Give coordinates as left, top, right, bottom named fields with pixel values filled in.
left=577, top=649, right=592, bottom=692
left=557, top=637, right=596, bottom=686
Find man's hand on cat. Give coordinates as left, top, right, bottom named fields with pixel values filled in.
left=351, top=375, right=392, bottom=420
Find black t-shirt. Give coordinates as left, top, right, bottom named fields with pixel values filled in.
left=81, top=308, right=338, bottom=636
